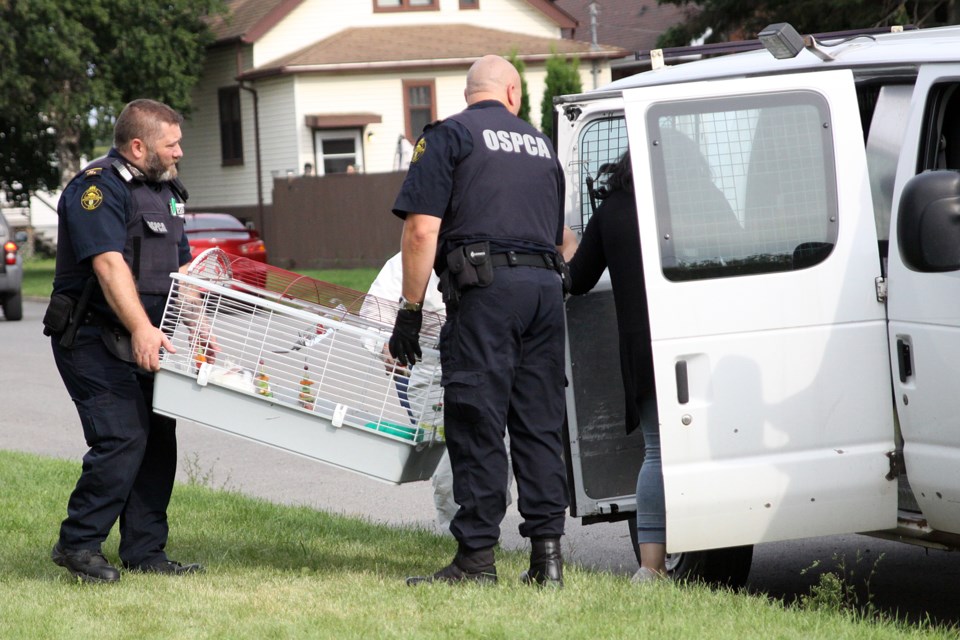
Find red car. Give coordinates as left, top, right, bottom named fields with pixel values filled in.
left=183, top=213, right=268, bottom=263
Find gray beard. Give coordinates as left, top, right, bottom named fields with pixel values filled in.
left=143, top=150, right=178, bottom=182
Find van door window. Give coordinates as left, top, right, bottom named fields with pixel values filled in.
left=647, top=92, right=838, bottom=281
left=919, top=83, right=960, bottom=172
left=575, top=117, right=628, bottom=230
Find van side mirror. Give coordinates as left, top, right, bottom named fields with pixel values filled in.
left=897, top=170, right=960, bottom=272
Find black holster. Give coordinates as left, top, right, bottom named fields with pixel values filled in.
left=42, top=293, right=76, bottom=338
left=442, top=241, right=494, bottom=303
left=552, top=253, right=573, bottom=295
left=45, top=276, right=97, bottom=348
left=101, top=325, right=135, bottom=363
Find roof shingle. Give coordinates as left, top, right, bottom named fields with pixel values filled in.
left=554, top=0, right=693, bottom=53
left=242, top=23, right=626, bottom=76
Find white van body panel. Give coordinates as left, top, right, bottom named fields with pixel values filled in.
left=622, top=70, right=898, bottom=552
left=886, top=63, right=960, bottom=534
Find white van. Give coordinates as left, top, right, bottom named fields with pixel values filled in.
left=556, top=23, right=960, bottom=586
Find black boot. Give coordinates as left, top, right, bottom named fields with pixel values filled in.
left=406, top=545, right=497, bottom=586
left=520, top=537, right=563, bottom=588
left=52, top=543, right=121, bottom=584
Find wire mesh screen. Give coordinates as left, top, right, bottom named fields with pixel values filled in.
left=159, top=249, right=444, bottom=445
left=574, top=117, right=628, bottom=229
left=650, top=93, right=837, bottom=281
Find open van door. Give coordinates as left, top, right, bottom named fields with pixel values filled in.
left=622, top=70, right=897, bottom=552
left=887, top=66, right=960, bottom=535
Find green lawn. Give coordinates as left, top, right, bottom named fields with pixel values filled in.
left=22, top=258, right=55, bottom=298
left=22, top=258, right=378, bottom=299
left=0, top=450, right=954, bottom=639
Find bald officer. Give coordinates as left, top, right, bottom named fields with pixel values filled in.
left=390, top=55, right=569, bottom=587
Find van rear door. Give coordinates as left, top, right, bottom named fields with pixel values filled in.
left=623, top=70, right=897, bottom=552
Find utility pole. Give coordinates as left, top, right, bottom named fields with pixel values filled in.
left=590, top=2, right=600, bottom=90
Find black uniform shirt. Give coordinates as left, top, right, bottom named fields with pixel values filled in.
left=54, top=149, right=191, bottom=315
left=392, top=100, right=564, bottom=264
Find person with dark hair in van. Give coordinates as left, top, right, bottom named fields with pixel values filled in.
left=566, top=151, right=666, bottom=583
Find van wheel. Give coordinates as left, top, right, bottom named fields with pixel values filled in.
left=2, top=291, right=22, bottom=321
left=626, top=517, right=753, bottom=589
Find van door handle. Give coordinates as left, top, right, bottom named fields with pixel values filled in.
left=897, top=339, right=913, bottom=383
left=675, top=360, right=689, bottom=404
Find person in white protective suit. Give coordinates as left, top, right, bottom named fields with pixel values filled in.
left=363, top=252, right=511, bottom=534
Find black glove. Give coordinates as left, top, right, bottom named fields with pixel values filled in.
left=389, top=308, right=423, bottom=367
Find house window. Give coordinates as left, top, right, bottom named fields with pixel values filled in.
left=403, top=80, right=436, bottom=141
left=374, top=0, right=437, bottom=11
left=460, top=0, right=479, bottom=8
left=314, top=130, right=364, bottom=175
left=218, top=87, right=243, bottom=166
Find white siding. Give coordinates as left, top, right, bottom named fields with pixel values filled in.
left=180, top=47, right=299, bottom=208
left=293, top=58, right=609, bottom=177
left=294, top=71, right=472, bottom=175
left=182, top=1, right=609, bottom=208
left=255, top=0, right=561, bottom=66
left=178, top=47, right=254, bottom=209
left=256, top=79, right=302, bottom=202
left=440, top=0, right=560, bottom=38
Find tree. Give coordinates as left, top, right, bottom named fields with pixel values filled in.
left=0, top=0, right=226, bottom=204
left=656, top=0, right=960, bottom=48
left=540, top=53, right=583, bottom=140
left=507, top=50, right=532, bottom=125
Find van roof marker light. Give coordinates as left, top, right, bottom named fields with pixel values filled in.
left=758, top=23, right=805, bottom=59
left=759, top=22, right=836, bottom=62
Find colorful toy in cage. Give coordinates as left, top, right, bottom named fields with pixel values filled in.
left=255, top=360, right=273, bottom=398
left=298, top=365, right=316, bottom=410
left=194, top=344, right=208, bottom=372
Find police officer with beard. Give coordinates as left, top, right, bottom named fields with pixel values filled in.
left=390, top=55, right=569, bottom=587
left=46, top=99, right=203, bottom=582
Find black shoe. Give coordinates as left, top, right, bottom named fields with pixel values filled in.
left=51, top=543, right=120, bottom=583
left=520, top=537, right=563, bottom=588
left=124, top=558, right=204, bottom=575
left=406, top=546, right=497, bottom=586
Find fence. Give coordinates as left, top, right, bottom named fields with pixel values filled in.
left=263, top=172, right=408, bottom=270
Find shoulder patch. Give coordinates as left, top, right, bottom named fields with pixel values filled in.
left=80, top=185, right=104, bottom=211
left=84, top=167, right=103, bottom=179
left=411, top=138, right=427, bottom=164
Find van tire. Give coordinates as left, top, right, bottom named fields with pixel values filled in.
left=2, top=291, right=22, bottom=321
left=627, top=518, right=753, bottom=589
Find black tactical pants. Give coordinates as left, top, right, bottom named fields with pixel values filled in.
left=440, top=265, right=568, bottom=551
left=51, top=324, right=177, bottom=566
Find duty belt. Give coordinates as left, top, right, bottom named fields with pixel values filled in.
left=490, top=251, right=555, bottom=269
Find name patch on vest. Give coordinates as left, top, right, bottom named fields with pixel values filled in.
left=146, top=220, right=168, bottom=234
left=481, top=129, right=552, bottom=159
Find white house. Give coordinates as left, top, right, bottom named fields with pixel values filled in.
left=178, top=0, right=626, bottom=220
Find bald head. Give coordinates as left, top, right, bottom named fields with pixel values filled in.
left=465, top=55, right=522, bottom=115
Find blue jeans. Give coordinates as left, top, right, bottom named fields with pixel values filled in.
left=635, top=416, right=665, bottom=544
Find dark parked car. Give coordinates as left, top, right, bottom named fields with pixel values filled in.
left=0, top=212, right=23, bottom=321
left=183, top=213, right=268, bottom=263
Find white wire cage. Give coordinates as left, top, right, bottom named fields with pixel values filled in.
left=153, top=249, right=446, bottom=484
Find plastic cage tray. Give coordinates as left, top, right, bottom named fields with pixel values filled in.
left=153, top=249, right=446, bottom=484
